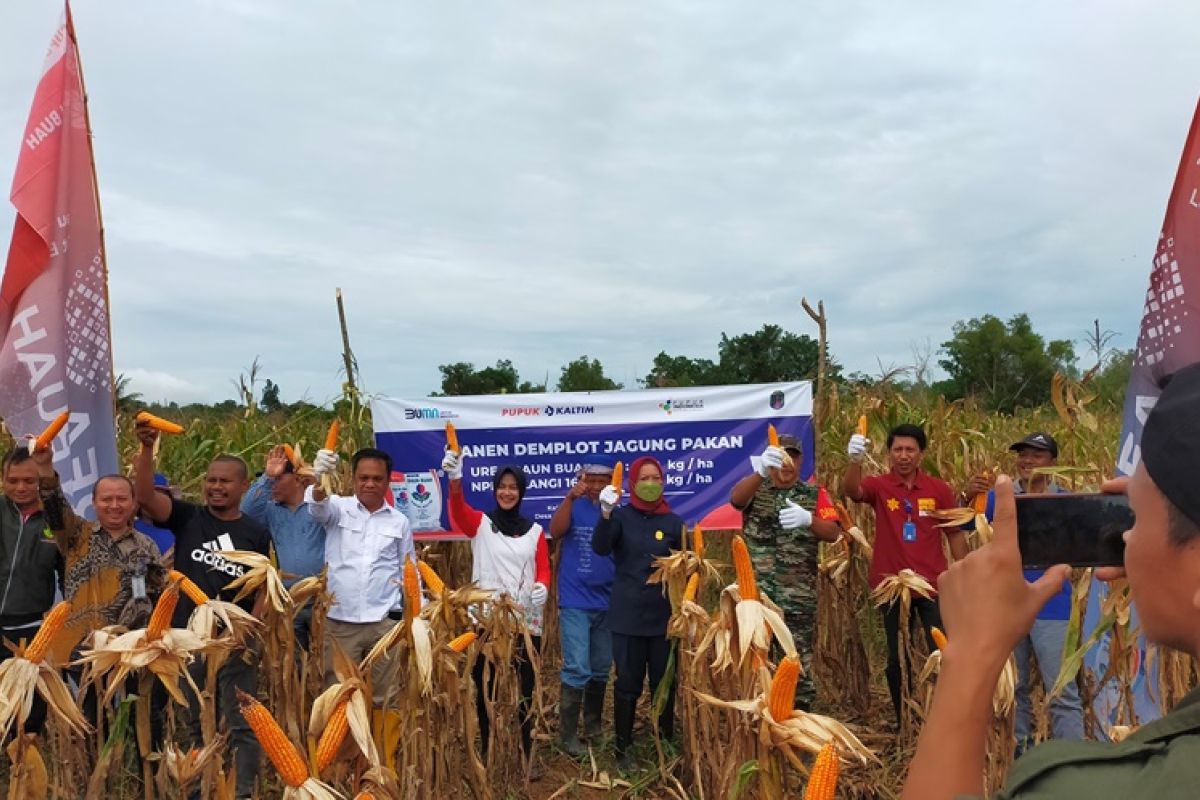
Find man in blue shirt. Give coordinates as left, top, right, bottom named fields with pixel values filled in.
left=548, top=455, right=616, bottom=757
left=242, top=445, right=327, bottom=649
left=972, top=432, right=1084, bottom=753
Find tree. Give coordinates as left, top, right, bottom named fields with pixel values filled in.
left=715, top=324, right=838, bottom=384
left=437, top=360, right=545, bottom=396
left=936, top=313, right=1076, bottom=412
left=643, top=352, right=720, bottom=388
left=1091, top=348, right=1133, bottom=407
left=557, top=357, right=622, bottom=392
left=114, top=373, right=143, bottom=414
left=261, top=379, right=282, bottom=413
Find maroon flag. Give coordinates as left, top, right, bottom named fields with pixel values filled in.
left=1, top=2, right=117, bottom=516
left=1117, top=101, right=1200, bottom=475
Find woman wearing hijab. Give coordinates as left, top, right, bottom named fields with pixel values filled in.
left=592, top=455, right=685, bottom=773
left=441, top=450, right=550, bottom=775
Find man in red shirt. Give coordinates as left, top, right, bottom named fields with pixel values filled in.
left=842, top=423, right=969, bottom=723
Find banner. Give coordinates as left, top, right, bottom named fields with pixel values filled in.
left=0, top=4, right=117, bottom=518
left=1086, top=99, right=1200, bottom=726
left=371, top=382, right=814, bottom=540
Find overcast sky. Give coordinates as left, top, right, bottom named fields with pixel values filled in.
left=2, top=1, right=1198, bottom=404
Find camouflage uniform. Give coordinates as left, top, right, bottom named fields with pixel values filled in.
left=740, top=480, right=822, bottom=710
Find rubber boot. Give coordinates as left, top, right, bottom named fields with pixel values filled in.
left=614, top=693, right=637, bottom=774
left=583, top=679, right=606, bottom=739
left=556, top=684, right=585, bottom=757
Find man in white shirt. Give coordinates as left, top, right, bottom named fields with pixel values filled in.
left=307, top=444, right=416, bottom=761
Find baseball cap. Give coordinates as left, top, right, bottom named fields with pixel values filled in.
left=1008, top=432, right=1058, bottom=458
left=1142, top=362, right=1200, bottom=528
left=778, top=434, right=803, bottom=454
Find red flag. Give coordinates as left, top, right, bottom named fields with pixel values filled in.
left=1116, top=100, right=1200, bottom=474
left=0, top=2, right=117, bottom=516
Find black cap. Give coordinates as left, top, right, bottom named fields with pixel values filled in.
left=1142, top=362, right=1200, bottom=528
left=1009, top=432, right=1058, bottom=458
left=777, top=434, right=803, bottom=454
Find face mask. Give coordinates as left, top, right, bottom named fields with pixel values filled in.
left=634, top=481, right=663, bottom=503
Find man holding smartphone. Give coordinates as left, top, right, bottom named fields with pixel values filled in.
left=968, top=432, right=1084, bottom=752
left=903, top=362, right=1200, bottom=799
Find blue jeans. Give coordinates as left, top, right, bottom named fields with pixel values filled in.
left=559, top=607, right=613, bottom=689
left=1014, top=617, right=1085, bottom=749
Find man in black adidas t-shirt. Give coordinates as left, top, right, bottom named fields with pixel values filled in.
left=134, top=419, right=272, bottom=799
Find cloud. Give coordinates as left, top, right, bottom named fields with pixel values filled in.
left=2, top=1, right=1198, bottom=401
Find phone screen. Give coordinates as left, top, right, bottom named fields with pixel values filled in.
left=1015, top=493, right=1134, bottom=568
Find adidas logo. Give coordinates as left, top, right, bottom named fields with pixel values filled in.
left=190, top=533, right=246, bottom=578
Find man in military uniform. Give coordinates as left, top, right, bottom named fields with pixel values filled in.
left=902, top=362, right=1200, bottom=800
left=730, top=432, right=841, bottom=709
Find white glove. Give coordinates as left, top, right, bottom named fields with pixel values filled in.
left=529, top=582, right=548, bottom=607
left=757, top=446, right=786, bottom=478
left=599, top=485, right=619, bottom=514
left=441, top=449, right=463, bottom=481
left=313, top=448, right=339, bottom=478
left=778, top=500, right=813, bottom=530
left=847, top=434, right=868, bottom=463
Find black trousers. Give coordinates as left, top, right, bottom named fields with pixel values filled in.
left=0, top=622, right=47, bottom=735
left=612, top=632, right=675, bottom=738
left=881, top=597, right=942, bottom=722
left=474, top=635, right=540, bottom=758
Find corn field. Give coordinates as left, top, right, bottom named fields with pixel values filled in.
left=2, top=375, right=1195, bottom=799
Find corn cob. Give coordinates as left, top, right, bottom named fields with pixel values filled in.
left=417, top=560, right=445, bottom=598
left=315, top=700, right=349, bottom=772
left=611, top=461, right=623, bottom=495
left=834, top=501, right=854, bottom=531
left=971, top=470, right=992, bottom=514
left=168, top=569, right=210, bottom=606
left=767, top=423, right=781, bottom=448
left=683, top=573, right=700, bottom=603
left=768, top=654, right=801, bottom=721
left=403, top=560, right=421, bottom=624
left=931, top=626, right=948, bottom=651
left=324, top=419, right=340, bottom=452
left=32, top=411, right=70, bottom=453
left=237, top=688, right=309, bottom=787
left=445, top=422, right=460, bottom=454
left=856, top=414, right=868, bottom=438
left=448, top=632, right=477, bottom=653
left=803, top=742, right=840, bottom=800
left=731, top=535, right=759, bottom=601
left=24, top=600, right=71, bottom=664
left=282, top=443, right=298, bottom=466
left=136, top=411, right=184, bottom=434
left=692, top=524, right=705, bottom=560
left=354, top=793, right=375, bottom=800
left=147, top=583, right=180, bottom=640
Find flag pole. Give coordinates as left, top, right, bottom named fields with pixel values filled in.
left=64, top=1, right=119, bottom=420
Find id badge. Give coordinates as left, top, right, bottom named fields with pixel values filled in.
left=902, top=520, right=917, bottom=543
left=131, top=574, right=148, bottom=600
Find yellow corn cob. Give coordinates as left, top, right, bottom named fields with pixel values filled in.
left=168, top=569, right=210, bottom=606
left=136, top=410, right=184, bottom=434
left=683, top=573, right=700, bottom=603
left=611, top=461, right=623, bottom=495
left=834, top=501, right=854, bottom=531
left=767, top=423, right=780, bottom=448
left=692, top=525, right=705, bottom=560
left=803, top=742, right=840, bottom=800
left=417, top=560, right=445, bottom=598
left=147, top=583, right=180, bottom=640
left=403, top=560, right=421, bottom=624
left=931, top=626, right=948, bottom=651
left=316, top=700, right=349, bottom=772
left=971, top=470, right=992, bottom=514
left=354, top=793, right=375, bottom=800
left=768, top=654, right=801, bottom=722
left=33, top=411, right=70, bottom=452
left=237, top=689, right=309, bottom=787
left=448, top=631, right=477, bottom=653
left=282, top=443, right=298, bottom=466
left=445, top=422, right=460, bottom=454
left=856, top=414, right=868, bottom=438
left=24, top=600, right=71, bottom=664
left=324, top=420, right=340, bottom=452
left=731, top=535, right=759, bottom=602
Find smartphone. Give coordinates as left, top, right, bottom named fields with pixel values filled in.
left=1015, top=493, right=1134, bottom=568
